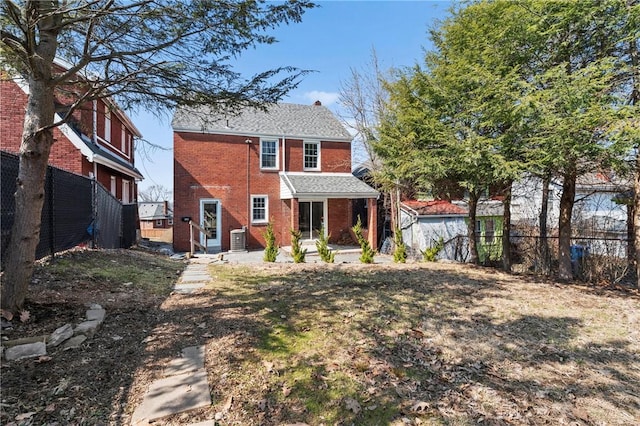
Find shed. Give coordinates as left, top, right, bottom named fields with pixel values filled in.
left=400, top=200, right=469, bottom=261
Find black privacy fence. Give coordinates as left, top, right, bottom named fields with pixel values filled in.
left=1, top=151, right=137, bottom=270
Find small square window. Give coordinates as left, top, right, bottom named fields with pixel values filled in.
left=251, top=195, right=268, bottom=223
left=155, top=219, right=163, bottom=227
left=168, top=218, right=174, bottom=226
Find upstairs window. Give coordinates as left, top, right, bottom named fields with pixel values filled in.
left=304, top=141, right=320, bottom=170
left=121, top=128, right=126, bottom=153
left=260, top=139, right=278, bottom=170
left=104, top=110, right=111, bottom=142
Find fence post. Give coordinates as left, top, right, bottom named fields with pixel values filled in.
left=48, top=167, right=55, bottom=259
left=92, top=180, right=97, bottom=248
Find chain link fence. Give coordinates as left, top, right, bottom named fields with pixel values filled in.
left=1, top=151, right=137, bottom=270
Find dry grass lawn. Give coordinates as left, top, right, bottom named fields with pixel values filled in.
left=1, top=250, right=638, bottom=426
left=161, top=262, right=639, bottom=425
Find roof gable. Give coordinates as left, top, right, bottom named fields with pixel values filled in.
left=138, top=202, right=171, bottom=220
left=172, top=103, right=352, bottom=141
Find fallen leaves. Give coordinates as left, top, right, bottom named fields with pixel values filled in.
left=344, top=397, right=361, bottom=414
left=282, top=383, right=292, bottom=397
left=1, top=309, right=13, bottom=321
left=19, top=310, right=30, bottom=323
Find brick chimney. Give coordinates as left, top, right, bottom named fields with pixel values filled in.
left=314, top=100, right=322, bottom=106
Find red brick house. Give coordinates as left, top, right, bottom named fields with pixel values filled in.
left=172, top=101, right=379, bottom=253
left=1, top=71, right=143, bottom=203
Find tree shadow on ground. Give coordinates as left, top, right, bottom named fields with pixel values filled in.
left=149, top=262, right=639, bottom=425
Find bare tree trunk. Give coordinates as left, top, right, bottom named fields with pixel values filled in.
left=627, top=12, right=639, bottom=287
left=1, top=3, right=59, bottom=312
left=502, top=181, right=512, bottom=272
left=539, top=173, right=551, bottom=275
left=628, top=195, right=635, bottom=267
left=558, top=169, right=577, bottom=281
left=635, top=150, right=640, bottom=287
left=467, top=193, right=479, bottom=265
left=2, top=83, right=56, bottom=312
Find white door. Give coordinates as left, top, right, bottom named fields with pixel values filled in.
left=200, top=199, right=221, bottom=251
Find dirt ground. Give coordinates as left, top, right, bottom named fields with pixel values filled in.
left=1, top=248, right=638, bottom=425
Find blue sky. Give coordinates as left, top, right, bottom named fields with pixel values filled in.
left=133, top=0, right=453, bottom=195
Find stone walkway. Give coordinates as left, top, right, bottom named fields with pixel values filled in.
left=173, top=260, right=213, bottom=294
left=131, top=260, right=215, bottom=425
left=131, top=345, right=211, bottom=425
left=129, top=249, right=392, bottom=425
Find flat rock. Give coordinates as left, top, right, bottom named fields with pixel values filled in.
left=86, top=308, right=106, bottom=323
left=5, top=342, right=47, bottom=361
left=74, top=320, right=101, bottom=337
left=165, top=346, right=205, bottom=376
left=130, top=370, right=210, bottom=425
left=62, top=335, right=87, bottom=350
left=3, top=335, right=48, bottom=348
left=180, top=274, right=211, bottom=283
left=174, top=283, right=206, bottom=294
left=48, top=324, right=74, bottom=347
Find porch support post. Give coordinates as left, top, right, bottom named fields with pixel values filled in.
left=367, top=198, right=378, bottom=250
left=291, top=199, right=299, bottom=231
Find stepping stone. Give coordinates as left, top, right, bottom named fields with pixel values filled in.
left=130, top=370, right=210, bottom=425
left=165, top=346, right=205, bottom=376
left=180, top=275, right=211, bottom=283
left=174, top=283, right=206, bottom=294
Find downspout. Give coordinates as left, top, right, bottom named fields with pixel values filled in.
left=246, top=138, right=252, bottom=249
left=282, top=135, right=286, bottom=172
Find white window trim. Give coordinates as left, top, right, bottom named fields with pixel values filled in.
left=110, top=176, right=117, bottom=197
left=155, top=219, right=163, bottom=227
left=121, top=128, right=126, bottom=153
left=105, top=109, right=111, bottom=142
left=122, top=180, right=130, bottom=204
left=251, top=195, right=269, bottom=224
left=260, top=138, right=279, bottom=170
left=303, top=140, right=321, bottom=171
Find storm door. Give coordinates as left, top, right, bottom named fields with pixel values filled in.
left=200, top=199, right=221, bottom=251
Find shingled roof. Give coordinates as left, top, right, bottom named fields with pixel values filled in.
left=402, top=200, right=467, bottom=216
left=280, top=172, right=379, bottom=199
left=172, top=102, right=352, bottom=141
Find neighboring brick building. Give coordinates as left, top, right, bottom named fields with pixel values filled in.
left=172, top=101, right=378, bottom=253
left=1, top=70, right=143, bottom=203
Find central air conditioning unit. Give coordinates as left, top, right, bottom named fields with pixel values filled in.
left=230, top=229, right=246, bottom=252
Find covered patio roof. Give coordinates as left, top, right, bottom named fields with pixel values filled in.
left=280, top=172, right=378, bottom=200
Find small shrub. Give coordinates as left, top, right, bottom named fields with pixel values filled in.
left=262, top=222, right=278, bottom=262
left=290, top=228, right=307, bottom=263
left=421, top=237, right=444, bottom=262
left=393, top=227, right=407, bottom=263
left=352, top=216, right=375, bottom=264
left=315, top=227, right=335, bottom=263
